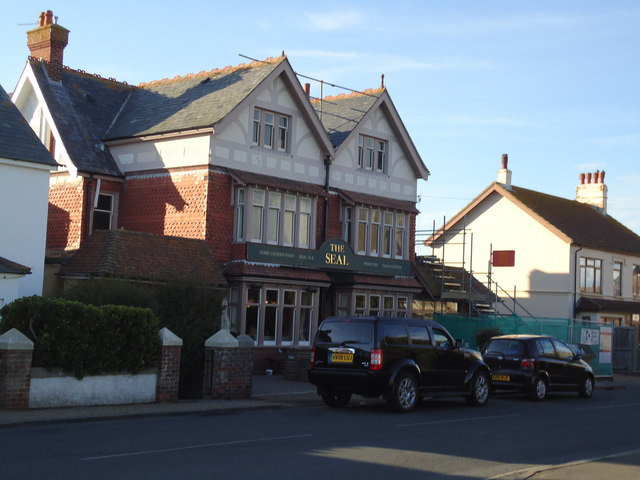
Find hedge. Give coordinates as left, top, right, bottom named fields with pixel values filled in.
left=0, top=296, right=158, bottom=378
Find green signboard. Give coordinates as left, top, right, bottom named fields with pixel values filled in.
left=246, top=239, right=412, bottom=276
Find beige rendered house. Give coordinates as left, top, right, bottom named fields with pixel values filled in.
left=427, top=155, right=640, bottom=329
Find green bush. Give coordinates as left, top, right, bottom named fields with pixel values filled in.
left=0, top=296, right=158, bottom=378
left=474, top=326, right=503, bottom=350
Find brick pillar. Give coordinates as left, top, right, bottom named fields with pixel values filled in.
left=203, top=330, right=254, bottom=399
left=156, top=327, right=182, bottom=402
left=0, top=329, right=34, bottom=409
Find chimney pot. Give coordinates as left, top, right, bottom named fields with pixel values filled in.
left=501, top=153, right=508, bottom=170
left=304, top=83, right=310, bottom=97
left=45, top=10, right=54, bottom=25
left=579, top=173, right=585, bottom=185
left=27, top=11, right=69, bottom=82
left=600, top=170, right=606, bottom=183
left=586, top=172, right=592, bottom=184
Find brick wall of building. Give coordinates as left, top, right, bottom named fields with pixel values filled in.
left=47, top=174, right=85, bottom=253
left=119, top=169, right=209, bottom=241
left=205, top=170, right=234, bottom=263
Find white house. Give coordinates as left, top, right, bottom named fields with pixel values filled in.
left=0, top=84, right=57, bottom=307
left=427, top=155, right=640, bottom=328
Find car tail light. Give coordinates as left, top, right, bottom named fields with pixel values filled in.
left=310, top=346, right=316, bottom=369
left=521, top=358, right=535, bottom=369
left=370, top=348, right=383, bottom=371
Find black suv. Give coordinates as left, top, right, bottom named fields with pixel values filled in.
left=308, top=316, right=490, bottom=412
left=481, top=335, right=595, bottom=401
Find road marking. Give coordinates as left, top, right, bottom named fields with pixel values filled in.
left=577, top=402, right=640, bottom=411
left=488, top=447, right=640, bottom=479
left=81, top=433, right=313, bottom=461
left=397, top=413, right=520, bottom=428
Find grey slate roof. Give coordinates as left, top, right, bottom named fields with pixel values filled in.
left=105, top=58, right=283, bottom=140
left=0, top=83, right=57, bottom=167
left=504, top=184, right=640, bottom=256
left=0, top=256, right=31, bottom=275
left=311, top=89, right=382, bottom=147
left=30, top=59, right=132, bottom=176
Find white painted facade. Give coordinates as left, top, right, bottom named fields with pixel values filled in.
left=0, top=158, right=52, bottom=306
left=430, top=187, right=640, bottom=321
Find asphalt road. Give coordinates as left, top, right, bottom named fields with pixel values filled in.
left=2, top=384, right=640, bottom=479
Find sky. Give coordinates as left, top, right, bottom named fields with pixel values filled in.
left=2, top=1, right=639, bottom=249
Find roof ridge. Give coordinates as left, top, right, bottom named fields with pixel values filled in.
left=311, top=87, right=384, bottom=104
left=137, top=55, right=285, bottom=88
left=28, top=57, right=133, bottom=88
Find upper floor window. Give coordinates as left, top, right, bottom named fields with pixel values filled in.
left=633, top=266, right=640, bottom=298
left=579, top=257, right=602, bottom=294
left=253, top=108, right=289, bottom=152
left=358, top=135, right=387, bottom=172
left=235, top=187, right=314, bottom=249
left=93, top=193, right=115, bottom=230
left=343, top=206, right=407, bottom=259
left=613, top=261, right=623, bottom=296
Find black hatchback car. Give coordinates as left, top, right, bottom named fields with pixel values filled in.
left=481, top=334, right=595, bottom=400
left=308, top=316, right=490, bottom=412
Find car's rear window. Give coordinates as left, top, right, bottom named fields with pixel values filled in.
left=316, top=320, right=373, bottom=346
left=484, top=339, right=526, bottom=356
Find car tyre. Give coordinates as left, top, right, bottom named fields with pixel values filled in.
left=529, top=376, right=547, bottom=401
left=466, top=371, right=490, bottom=406
left=321, top=389, right=352, bottom=408
left=388, top=371, right=419, bottom=412
left=579, top=376, right=594, bottom=398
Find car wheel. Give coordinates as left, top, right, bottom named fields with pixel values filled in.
left=579, top=376, right=594, bottom=398
left=529, top=377, right=547, bottom=401
left=321, top=389, right=352, bottom=408
left=466, top=371, right=490, bottom=406
left=388, top=371, right=418, bottom=412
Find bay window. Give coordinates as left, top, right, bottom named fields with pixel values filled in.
left=235, top=187, right=314, bottom=249
left=345, top=205, right=407, bottom=259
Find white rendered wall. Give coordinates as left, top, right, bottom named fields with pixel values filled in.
left=0, top=159, right=51, bottom=303
left=29, top=369, right=157, bottom=408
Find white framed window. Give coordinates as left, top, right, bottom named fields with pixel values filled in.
left=252, top=107, right=290, bottom=152
left=343, top=292, right=410, bottom=317
left=239, top=285, right=316, bottom=346
left=93, top=193, right=115, bottom=230
left=346, top=206, right=407, bottom=259
left=634, top=266, right=640, bottom=298
left=580, top=257, right=602, bottom=294
left=235, top=187, right=314, bottom=249
left=358, top=134, right=387, bottom=172
left=613, top=261, right=623, bottom=297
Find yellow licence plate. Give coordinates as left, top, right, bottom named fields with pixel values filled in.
left=330, top=353, right=354, bottom=364
left=492, top=374, right=510, bottom=382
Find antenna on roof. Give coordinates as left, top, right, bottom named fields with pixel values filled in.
left=18, top=22, right=38, bottom=26
left=238, top=54, right=272, bottom=64
left=381, top=74, right=385, bottom=88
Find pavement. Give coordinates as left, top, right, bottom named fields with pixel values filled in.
left=2, top=373, right=639, bottom=479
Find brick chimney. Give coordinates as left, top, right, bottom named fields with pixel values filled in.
left=26, top=10, right=69, bottom=82
left=497, top=153, right=512, bottom=190
left=576, top=170, right=607, bottom=213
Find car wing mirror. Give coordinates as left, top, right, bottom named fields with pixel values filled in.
left=455, top=338, right=463, bottom=348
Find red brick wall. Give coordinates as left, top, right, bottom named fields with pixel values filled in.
left=119, top=169, right=209, bottom=240
left=325, top=195, right=343, bottom=240
left=47, top=175, right=85, bottom=253
left=156, top=345, right=181, bottom=402
left=0, top=349, right=33, bottom=409
left=205, top=170, right=234, bottom=263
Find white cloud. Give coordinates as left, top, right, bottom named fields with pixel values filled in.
left=423, top=13, right=577, bottom=36
left=592, top=134, right=640, bottom=148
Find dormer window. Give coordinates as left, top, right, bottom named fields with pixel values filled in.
left=358, top=135, right=386, bottom=172
left=253, top=108, right=289, bottom=152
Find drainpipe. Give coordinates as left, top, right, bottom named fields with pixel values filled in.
left=573, top=244, right=583, bottom=318
left=83, top=176, right=97, bottom=244
left=323, top=154, right=332, bottom=240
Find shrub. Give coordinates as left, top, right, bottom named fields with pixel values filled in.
left=0, top=296, right=158, bottom=378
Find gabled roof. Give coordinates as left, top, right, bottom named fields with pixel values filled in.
left=105, top=57, right=285, bottom=140
left=312, top=88, right=429, bottom=180
left=429, top=182, right=640, bottom=256
left=0, top=83, right=57, bottom=167
left=312, top=89, right=381, bottom=147
left=28, top=59, right=132, bottom=176
left=0, top=256, right=31, bottom=276
left=59, top=230, right=226, bottom=286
